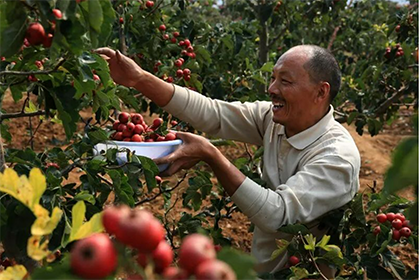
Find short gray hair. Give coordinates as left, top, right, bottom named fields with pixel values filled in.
left=303, top=45, right=342, bottom=103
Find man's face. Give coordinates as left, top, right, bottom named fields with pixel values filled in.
left=268, top=48, right=321, bottom=136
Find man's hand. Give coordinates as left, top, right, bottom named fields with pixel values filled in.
left=95, top=47, right=174, bottom=107
left=95, top=47, right=144, bottom=88
left=154, top=131, right=246, bottom=196
left=154, top=132, right=214, bottom=176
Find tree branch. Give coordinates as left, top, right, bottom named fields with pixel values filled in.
left=374, top=85, right=408, bottom=117
left=135, top=172, right=188, bottom=205
left=0, top=58, right=66, bottom=77
left=268, top=26, right=289, bottom=49
left=0, top=110, right=46, bottom=122
left=327, top=26, right=341, bottom=51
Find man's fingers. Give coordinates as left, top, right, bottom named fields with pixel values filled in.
left=153, top=152, right=176, bottom=166
left=173, top=131, right=190, bottom=141
left=94, top=47, right=116, bottom=58
left=98, top=54, right=111, bottom=61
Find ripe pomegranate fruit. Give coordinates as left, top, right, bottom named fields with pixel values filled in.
left=70, top=233, right=117, bottom=279
left=131, top=113, right=143, bottom=124
left=394, top=213, right=405, bottom=222
left=137, top=240, right=173, bottom=273
left=43, top=33, right=53, bottom=48
left=118, top=209, right=165, bottom=253
left=118, top=112, right=130, bottom=124
left=131, top=134, right=143, bottom=142
left=26, top=22, right=45, bottom=45
left=392, top=219, right=403, bottom=230
left=162, top=267, right=189, bottom=280
left=159, top=24, right=166, bottom=31
left=376, top=213, right=387, bottom=223
left=392, top=229, right=401, bottom=241
left=178, top=234, right=216, bottom=275
left=400, top=227, right=411, bottom=238
left=133, top=124, right=144, bottom=135
left=102, top=205, right=131, bottom=239
left=289, top=255, right=300, bottom=266
left=195, top=259, right=237, bottom=280
left=52, top=9, right=62, bottom=19
left=373, top=226, right=381, bottom=236
left=386, top=212, right=395, bottom=222
left=165, top=132, right=177, bottom=141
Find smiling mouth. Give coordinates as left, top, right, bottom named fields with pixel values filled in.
left=272, top=100, right=285, bottom=109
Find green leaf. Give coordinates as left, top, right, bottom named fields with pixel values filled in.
left=1, top=123, right=12, bottom=142
left=135, top=156, right=159, bottom=191
left=195, top=45, right=212, bottom=64
left=69, top=201, right=86, bottom=241
left=277, top=223, right=310, bottom=235
left=221, top=35, right=234, bottom=50
left=383, top=137, right=418, bottom=194
left=367, top=118, right=382, bottom=136
left=321, top=245, right=346, bottom=267
left=316, top=235, right=331, bottom=250
left=183, top=172, right=213, bottom=211
left=87, top=0, right=103, bottom=33
left=270, top=239, right=289, bottom=261
left=74, top=191, right=96, bottom=205
left=50, top=86, right=80, bottom=139
left=0, top=1, right=27, bottom=57
left=346, top=111, right=359, bottom=125
left=381, top=250, right=406, bottom=280
left=87, top=128, right=109, bottom=145
left=217, top=248, right=257, bottom=280
left=289, top=266, right=310, bottom=280
left=9, top=83, right=26, bottom=102
left=188, top=74, right=203, bottom=92
left=350, top=193, right=366, bottom=226
left=97, top=0, right=115, bottom=46
left=303, top=234, right=316, bottom=251
left=108, top=169, right=135, bottom=207
left=115, top=86, right=140, bottom=112
left=69, top=212, right=103, bottom=242
left=260, top=62, right=274, bottom=73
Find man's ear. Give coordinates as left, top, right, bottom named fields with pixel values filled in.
left=315, top=82, right=330, bottom=103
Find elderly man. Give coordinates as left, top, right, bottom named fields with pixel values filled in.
left=96, top=45, right=361, bottom=275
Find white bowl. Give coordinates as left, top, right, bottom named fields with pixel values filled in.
left=94, top=139, right=182, bottom=172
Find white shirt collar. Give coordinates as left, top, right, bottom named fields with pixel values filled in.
left=278, top=105, right=336, bottom=150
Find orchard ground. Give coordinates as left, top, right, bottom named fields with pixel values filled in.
left=1, top=90, right=417, bottom=270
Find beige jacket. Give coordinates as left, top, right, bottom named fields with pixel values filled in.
left=163, top=85, right=361, bottom=273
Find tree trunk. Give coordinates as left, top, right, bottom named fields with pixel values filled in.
left=257, top=4, right=269, bottom=95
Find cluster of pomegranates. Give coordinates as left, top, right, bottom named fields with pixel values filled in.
left=111, top=112, right=177, bottom=142
left=373, top=212, right=412, bottom=241
left=70, top=205, right=236, bottom=279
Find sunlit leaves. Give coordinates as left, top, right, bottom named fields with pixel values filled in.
left=0, top=265, right=28, bottom=280
left=68, top=201, right=103, bottom=242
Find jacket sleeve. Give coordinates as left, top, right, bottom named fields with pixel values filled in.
left=231, top=155, right=358, bottom=233
left=162, top=85, right=272, bottom=146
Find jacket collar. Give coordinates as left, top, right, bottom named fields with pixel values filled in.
left=278, top=105, right=336, bottom=150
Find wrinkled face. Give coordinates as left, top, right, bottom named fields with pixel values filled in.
left=268, top=48, right=321, bottom=136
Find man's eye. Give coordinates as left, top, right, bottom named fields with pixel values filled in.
left=281, top=79, right=290, bottom=84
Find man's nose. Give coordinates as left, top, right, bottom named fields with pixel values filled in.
left=267, top=81, right=278, bottom=96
